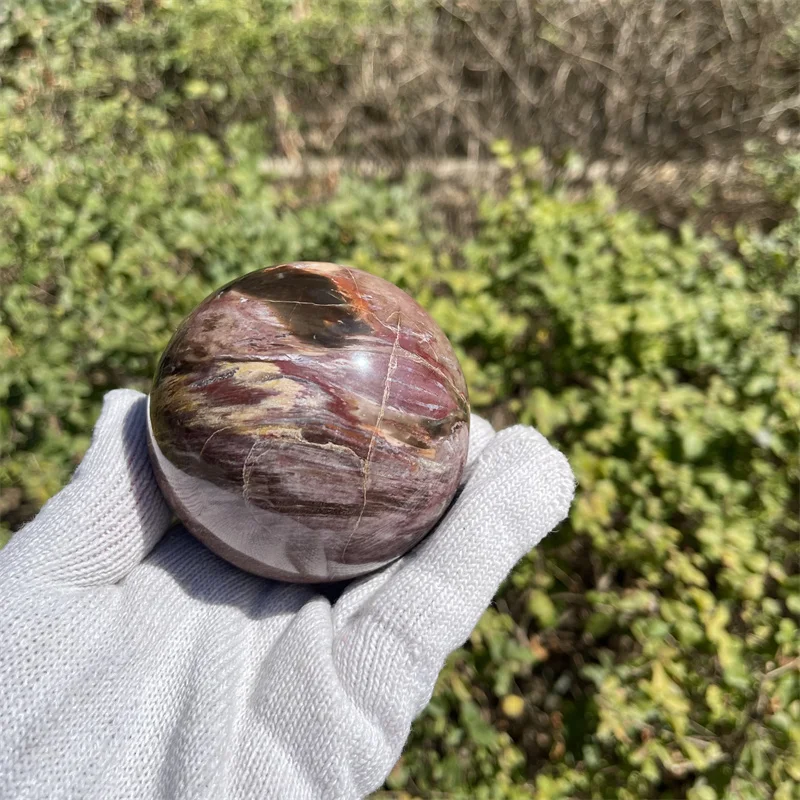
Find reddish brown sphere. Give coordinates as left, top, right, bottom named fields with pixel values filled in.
left=147, top=262, right=470, bottom=583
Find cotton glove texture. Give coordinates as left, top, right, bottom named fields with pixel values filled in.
left=0, top=389, right=575, bottom=800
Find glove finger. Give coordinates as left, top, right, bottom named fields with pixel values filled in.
left=331, top=425, right=575, bottom=732
left=1, top=389, right=172, bottom=587
left=463, top=413, right=494, bottom=479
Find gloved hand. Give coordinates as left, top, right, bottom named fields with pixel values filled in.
left=0, top=389, right=574, bottom=800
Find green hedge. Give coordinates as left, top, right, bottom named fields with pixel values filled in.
left=1, top=3, right=799, bottom=799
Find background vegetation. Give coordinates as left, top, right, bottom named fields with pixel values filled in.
left=1, top=1, right=798, bottom=798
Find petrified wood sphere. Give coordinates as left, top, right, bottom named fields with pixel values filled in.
left=147, top=262, right=470, bottom=583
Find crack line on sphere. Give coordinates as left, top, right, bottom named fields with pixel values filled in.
left=199, top=426, right=236, bottom=460
left=346, top=267, right=365, bottom=308
left=242, top=439, right=261, bottom=503
left=342, top=308, right=402, bottom=561
left=370, top=314, right=464, bottom=405
left=241, top=444, right=274, bottom=540
left=250, top=298, right=348, bottom=308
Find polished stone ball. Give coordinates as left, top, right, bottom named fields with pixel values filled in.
left=147, top=262, right=470, bottom=583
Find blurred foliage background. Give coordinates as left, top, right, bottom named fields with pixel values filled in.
left=1, top=1, right=799, bottom=798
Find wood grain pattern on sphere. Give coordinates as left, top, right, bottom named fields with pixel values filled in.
left=148, top=262, right=470, bottom=583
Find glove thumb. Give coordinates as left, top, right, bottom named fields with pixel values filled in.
left=1, top=389, right=172, bottom=587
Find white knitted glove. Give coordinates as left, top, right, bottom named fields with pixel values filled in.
left=0, top=389, right=574, bottom=800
